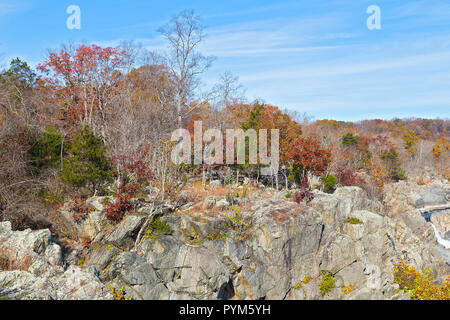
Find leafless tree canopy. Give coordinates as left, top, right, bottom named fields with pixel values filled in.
left=157, top=9, right=215, bottom=128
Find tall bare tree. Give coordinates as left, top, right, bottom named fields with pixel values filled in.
left=157, top=10, right=215, bottom=128
left=209, top=72, right=246, bottom=131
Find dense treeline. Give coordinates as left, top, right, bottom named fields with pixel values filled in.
left=0, top=11, right=448, bottom=232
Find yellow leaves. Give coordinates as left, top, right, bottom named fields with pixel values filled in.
left=341, top=284, right=355, bottom=295
left=369, top=162, right=387, bottom=192
left=293, top=282, right=303, bottom=290
left=302, top=275, right=311, bottom=284
left=393, top=259, right=421, bottom=291
left=402, top=129, right=419, bottom=156
left=393, top=259, right=449, bottom=300
left=294, top=275, right=312, bottom=290
left=108, top=285, right=133, bottom=300
left=432, top=137, right=450, bottom=160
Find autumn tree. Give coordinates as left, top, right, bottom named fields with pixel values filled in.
left=338, top=132, right=372, bottom=171
left=432, top=137, right=450, bottom=160
left=106, top=64, right=178, bottom=166
left=287, top=136, right=331, bottom=187
left=402, top=129, right=419, bottom=157
left=227, top=102, right=303, bottom=187
left=37, top=44, right=130, bottom=139
left=209, top=72, right=246, bottom=131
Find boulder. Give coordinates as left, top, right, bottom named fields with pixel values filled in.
left=103, top=215, right=146, bottom=249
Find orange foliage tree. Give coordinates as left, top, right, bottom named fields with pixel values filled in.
left=287, top=136, right=331, bottom=185
left=37, top=44, right=129, bottom=137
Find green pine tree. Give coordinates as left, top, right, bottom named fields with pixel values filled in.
left=61, top=126, right=112, bottom=192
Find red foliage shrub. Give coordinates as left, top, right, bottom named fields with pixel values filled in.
left=337, top=169, right=365, bottom=186
left=105, top=193, right=133, bottom=222
left=104, top=155, right=153, bottom=222
left=115, top=156, right=153, bottom=187
left=70, top=199, right=94, bottom=223
left=295, top=190, right=314, bottom=203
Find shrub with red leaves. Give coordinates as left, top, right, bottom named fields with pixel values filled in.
left=337, top=169, right=365, bottom=187
left=70, top=199, right=93, bottom=223
left=105, top=193, right=133, bottom=222
left=105, top=156, right=153, bottom=222
left=295, top=190, right=314, bottom=203
left=294, top=175, right=314, bottom=203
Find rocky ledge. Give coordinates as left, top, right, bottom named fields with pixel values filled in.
left=0, top=184, right=449, bottom=300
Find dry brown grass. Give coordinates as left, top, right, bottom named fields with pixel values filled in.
left=182, top=181, right=259, bottom=205
left=0, top=246, right=33, bottom=271
left=417, top=176, right=431, bottom=186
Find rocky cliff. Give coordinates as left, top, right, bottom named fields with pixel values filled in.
left=0, top=181, right=449, bottom=300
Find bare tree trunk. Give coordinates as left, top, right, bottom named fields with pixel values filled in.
left=285, top=171, right=288, bottom=190
left=202, top=166, right=206, bottom=187
left=177, top=99, right=182, bottom=129
left=161, top=166, right=166, bottom=202
left=134, top=204, right=157, bottom=251
left=271, top=168, right=274, bottom=189
left=275, top=172, right=279, bottom=190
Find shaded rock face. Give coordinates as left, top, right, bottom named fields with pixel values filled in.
left=1, top=185, right=449, bottom=300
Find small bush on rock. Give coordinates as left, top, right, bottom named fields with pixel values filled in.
left=105, top=193, right=134, bottom=222
left=321, top=173, right=337, bottom=193
left=345, top=217, right=363, bottom=224
left=319, top=270, right=335, bottom=295
left=143, top=217, right=173, bottom=241
left=226, top=206, right=253, bottom=241
left=108, top=285, right=132, bottom=300
left=341, top=284, right=355, bottom=295
left=337, top=168, right=364, bottom=187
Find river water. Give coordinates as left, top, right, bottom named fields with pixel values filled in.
left=422, top=208, right=450, bottom=254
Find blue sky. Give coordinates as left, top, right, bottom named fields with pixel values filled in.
left=1, top=0, right=450, bottom=121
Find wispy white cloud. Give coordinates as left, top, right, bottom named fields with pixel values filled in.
left=199, top=14, right=357, bottom=57
left=203, top=2, right=305, bottom=19
left=240, top=50, right=450, bottom=82
left=204, top=46, right=342, bottom=57
left=388, top=0, right=450, bottom=19
left=77, top=2, right=450, bottom=120
left=95, top=13, right=356, bottom=58
left=0, top=0, right=30, bottom=17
